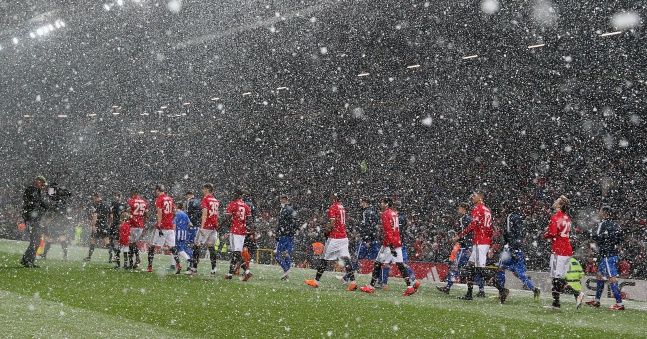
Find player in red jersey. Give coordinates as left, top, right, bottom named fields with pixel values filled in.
left=453, top=191, right=508, bottom=302
left=544, top=195, right=573, bottom=309
left=113, top=211, right=130, bottom=269
left=187, top=183, right=220, bottom=275
left=127, top=188, right=149, bottom=269
left=360, top=197, right=420, bottom=296
left=305, top=193, right=357, bottom=291
left=224, top=189, right=253, bottom=281
left=146, top=185, right=181, bottom=274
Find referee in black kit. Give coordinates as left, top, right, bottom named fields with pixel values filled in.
left=20, top=176, right=49, bottom=268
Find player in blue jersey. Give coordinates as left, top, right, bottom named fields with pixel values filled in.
left=169, top=203, right=193, bottom=270
left=586, top=206, right=625, bottom=310
left=275, top=195, right=297, bottom=280
left=494, top=201, right=541, bottom=303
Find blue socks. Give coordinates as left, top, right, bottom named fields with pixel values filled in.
left=595, top=280, right=605, bottom=301
left=609, top=282, right=623, bottom=304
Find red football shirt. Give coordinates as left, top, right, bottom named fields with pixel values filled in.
left=226, top=199, right=252, bottom=235
left=200, top=194, right=220, bottom=230
left=127, top=196, right=148, bottom=229
left=155, top=193, right=175, bottom=230
left=381, top=208, right=401, bottom=247
left=457, top=202, right=493, bottom=245
left=544, top=210, right=573, bottom=256
left=118, top=221, right=130, bottom=246
left=326, top=202, right=347, bottom=239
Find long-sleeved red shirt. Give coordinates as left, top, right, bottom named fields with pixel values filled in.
left=381, top=208, right=401, bottom=248
left=457, top=202, right=493, bottom=245
left=544, top=210, right=573, bottom=256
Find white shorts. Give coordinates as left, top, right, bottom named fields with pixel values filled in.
left=229, top=234, right=246, bottom=252
left=152, top=229, right=176, bottom=248
left=468, top=245, right=490, bottom=268
left=550, top=254, right=571, bottom=278
left=323, top=238, right=350, bottom=261
left=196, top=229, right=218, bottom=246
left=377, top=246, right=404, bottom=264
left=129, top=228, right=143, bottom=243
left=120, top=245, right=129, bottom=253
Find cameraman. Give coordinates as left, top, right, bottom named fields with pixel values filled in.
left=20, top=176, right=49, bottom=268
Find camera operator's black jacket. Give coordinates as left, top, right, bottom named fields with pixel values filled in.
left=22, top=186, right=48, bottom=222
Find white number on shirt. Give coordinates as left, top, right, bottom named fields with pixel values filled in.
left=237, top=206, right=247, bottom=220
left=483, top=210, right=492, bottom=228
left=392, top=215, right=399, bottom=231
left=339, top=208, right=346, bottom=226
left=208, top=201, right=219, bottom=217
left=559, top=220, right=571, bottom=238
left=133, top=202, right=146, bottom=216
left=163, top=201, right=173, bottom=214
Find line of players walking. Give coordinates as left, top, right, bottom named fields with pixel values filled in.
left=83, top=184, right=626, bottom=309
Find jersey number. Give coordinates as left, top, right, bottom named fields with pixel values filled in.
left=559, top=220, right=571, bottom=238
left=483, top=210, right=492, bottom=228
left=339, top=208, right=346, bottom=226
left=163, top=201, right=173, bottom=214
left=392, top=216, right=399, bottom=231
left=209, top=201, right=219, bottom=217
left=237, top=206, right=247, bottom=221
left=133, top=202, right=146, bottom=216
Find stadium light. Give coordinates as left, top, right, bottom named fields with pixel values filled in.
left=599, top=31, right=623, bottom=37
left=406, top=64, right=421, bottom=69
left=528, top=43, right=545, bottom=49
left=357, top=72, right=370, bottom=77
left=57, top=114, right=68, bottom=118
left=462, top=54, right=478, bottom=59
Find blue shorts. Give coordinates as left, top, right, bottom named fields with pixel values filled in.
left=499, top=249, right=528, bottom=272
left=276, top=236, right=294, bottom=254
left=176, top=240, right=190, bottom=253
left=453, top=248, right=471, bottom=270
left=187, top=227, right=198, bottom=244
left=402, top=243, right=410, bottom=263
left=598, top=256, right=619, bottom=278
left=356, top=241, right=380, bottom=260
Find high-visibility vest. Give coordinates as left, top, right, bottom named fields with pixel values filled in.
left=566, top=257, right=585, bottom=291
